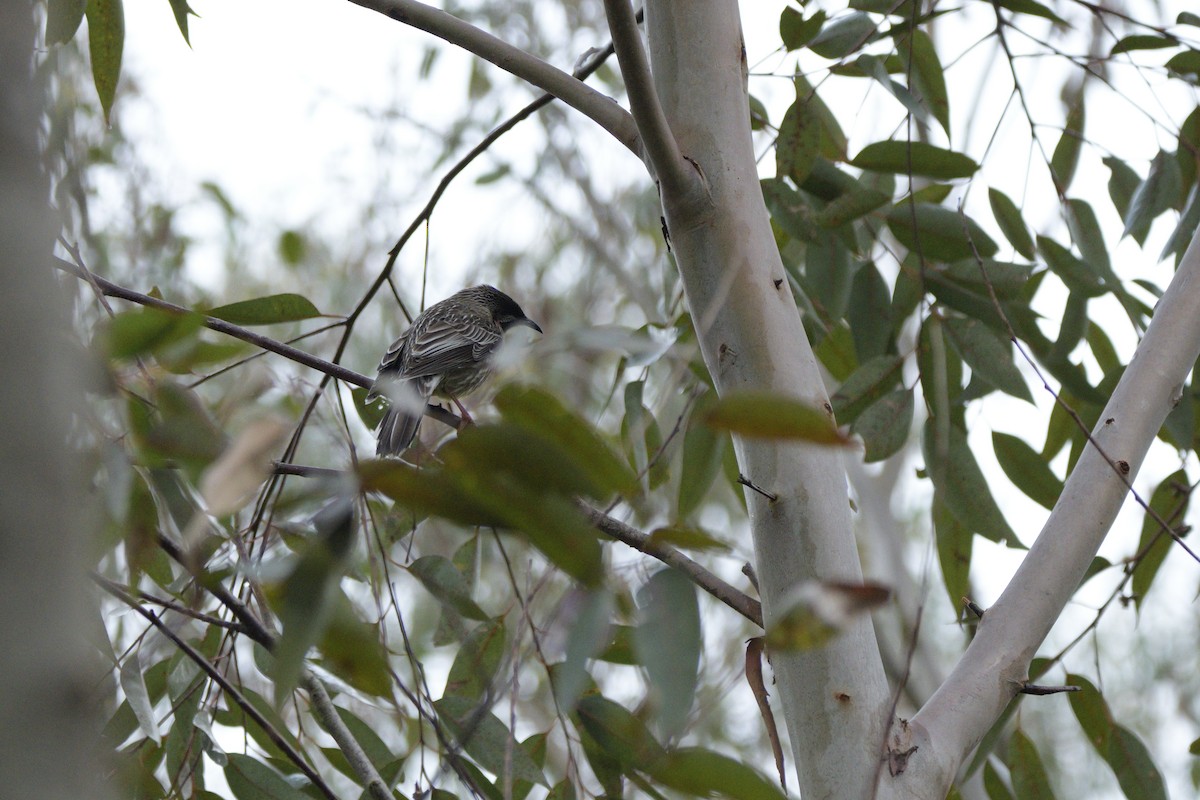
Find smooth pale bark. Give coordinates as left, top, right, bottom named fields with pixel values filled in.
left=0, top=11, right=110, bottom=800
left=875, top=228, right=1200, bottom=798
left=644, top=1, right=892, bottom=796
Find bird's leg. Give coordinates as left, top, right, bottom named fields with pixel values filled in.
left=450, top=395, right=474, bottom=427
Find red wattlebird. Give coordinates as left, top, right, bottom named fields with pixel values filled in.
left=368, top=285, right=542, bottom=456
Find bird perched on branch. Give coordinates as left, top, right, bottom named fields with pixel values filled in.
left=369, top=285, right=542, bottom=456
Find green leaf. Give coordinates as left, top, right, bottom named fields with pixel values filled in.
left=943, top=316, right=1032, bottom=402
left=1064, top=199, right=1113, bottom=279
left=650, top=748, right=788, bottom=800
left=633, top=569, right=701, bottom=739
left=358, top=459, right=498, bottom=527
left=886, top=202, right=998, bottom=262
left=1110, top=34, right=1178, bottom=55
left=814, top=184, right=890, bottom=229
left=208, top=294, right=321, bottom=326
left=410, top=556, right=489, bottom=621
left=1166, top=50, right=1200, bottom=79
left=555, top=590, right=613, bottom=710
left=46, top=0, right=88, bottom=44
left=678, top=415, right=726, bottom=521
left=1050, top=98, right=1085, bottom=193
left=900, top=29, right=950, bottom=136
left=1103, top=156, right=1144, bottom=239
left=993, top=0, right=1067, bottom=25
left=493, top=385, right=637, bottom=499
left=933, top=494, right=972, bottom=613
left=703, top=391, right=847, bottom=444
left=446, top=619, right=507, bottom=700
left=1160, top=183, right=1200, bottom=263
left=1038, top=236, right=1107, bottom=297
left=106, top=306, right=204, bottom=359
left=777, top=102, right=822, bottom=185
left=646, top=526, right=729, bottom=552
left=1123, top=150, right=1183, bottom=240
left=924, top=421, right=1021, bottom=546
left=1131, top=469, right=1189, bottom=611
left=434, top=696, right=548, bottom=787
left=86, top=0, right=124, bottom=124
left=792, top=73, right=848, bottom=161
left=853, top=55, right=933, bottom=126
left=780, top=7, right=826, bottom=51
left=166, top=0, right=197, bottom=45
left=575, top=695, right=666, bottom=771
left=1181, top=12, right=1200, bottom=27
left=332, top=706, right=398, bottom=784
left=809, top=12, right=876, bottom=59
left=120, top=654, right=161, bottom=744
left=847, top=262, right=893, bottom=361
left=1006, top=729, right=1057, bottom=799
left=830, top=355, right=905, bottom=424
left=1068, top=674, right=1167, bottom=800
left=850, top=141, right=978, bottom=179
left=225, top=753, right=312, bottom=800
left=983, top=759, right=1015, bottom=800
left=992, top=432, right=1062, bottom=510
left=988, top=188, right=1036, bottom=260
left=853, top=388, right=913, bottom=462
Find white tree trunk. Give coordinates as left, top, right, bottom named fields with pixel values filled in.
left=0, top=12, right=110, bottom=800
left=645, top=1, right=892, bottom=796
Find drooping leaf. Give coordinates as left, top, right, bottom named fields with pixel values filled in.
left=777, top=102, right=822, bottom=186
left=46, top=0, right=88, bottom=44
left=993, top=0, right=1067, bottom=25
left=494, top=385, right=638, bottom=499
left=166, top=0, right=197, bottom=45
left=809, top=12, right=877, bottom=59
left=316, top=600, right=391, bottom=698
left=924, top=421, right=1021, bottom=547
left=850, top=141, right=978, bottom=179
left=765, top=581, right=890, bottom=651
left=1006, top=729, right=1057, bottom=799
left=1068, top=674, right=1167, bottom=800
left=445, top=619, right=506, bottom=700
left=575, top=695, right=666, bottom=772
left=703, top=391, right=848, bottom=444
left=846, top=262, right=893, bottom=361
left=814, top=183, right=890, bottom=229
left=225, top=753, right=312, bottom=800
left=555, top=589, right=613, bottom=710
left=1037, top=236, right=1107, bottom=297
left=1131, top=469, right=1190, bottom=611
left=433, top=696, right=548, bottom=788
left=633, top=569, right=701, bottom=739
left=853, top=55, right=933, bottom=126
left=1123, top=150, right=1183, bottom=240
left=105, top=306, right=204, bottom=359
left=943, top=316, right=1032, bottom=402
left=780, top=7, right=826, bottom=51
left=852, top=387, right=913, bottom=462
left=650, top=748, right=788, bottom=800
left=86, top=0, right=125, bottom=123
left=678, top=414, right=727, bottom=521
left=410, top=555, right=490, bottom=621
left=830, top=355, right=905, bottom=424
left=208, top=294, right=321, bottom=326
left=1050, top=98, right=1085, bottom=192
left=988, top=188, right=1036, bottom=260
left=992, top=432, right=1062, bottom=510
left=933, top=494, right=972, bottom=613
left=899, top=29, right=950, bottom=135
left=886, top=202, right=998, bottom=262
left=120, top=654, right=161, bottom=744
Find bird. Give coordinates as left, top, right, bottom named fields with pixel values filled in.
left=368, top=285, right=543, bottom=456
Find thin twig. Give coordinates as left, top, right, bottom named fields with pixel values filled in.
left=95, top=577, right=336, bottom=800
left=347, top=0, right=639, bottom=154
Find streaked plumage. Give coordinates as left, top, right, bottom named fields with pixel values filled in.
left=369, top=285, right=542, bottom=456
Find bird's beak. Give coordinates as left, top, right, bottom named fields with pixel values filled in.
left=517, top=318, right=543, bottom=334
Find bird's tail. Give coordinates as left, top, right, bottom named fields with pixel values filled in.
left=375, top=405, right=422, bottom=457
left=370, top=377, right=429, bottom=457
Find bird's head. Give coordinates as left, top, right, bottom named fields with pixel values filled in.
left=477, top=285, right=543, bottom=334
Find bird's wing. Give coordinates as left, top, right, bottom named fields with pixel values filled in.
left=394, top=312, right=502, bottom=379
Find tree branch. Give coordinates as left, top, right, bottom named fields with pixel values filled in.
left=55, top=257, right=463, bottom=432
left=346, top=0, right=640, bottom=155
left=579, top=503, right=763, bottom=628
left=95, top=577, right=337, bottom=800
left=601, top=0, right=696, bottom=200
left=884, top=228, right=1200, bottom=798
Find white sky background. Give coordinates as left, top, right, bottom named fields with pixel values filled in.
left=103, top=0, right=1200, bottom=796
